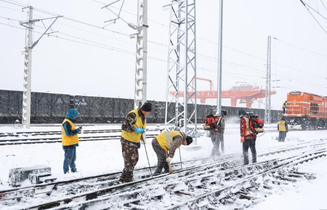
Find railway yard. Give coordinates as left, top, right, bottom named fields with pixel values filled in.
left=0, top=124, right=326, bottom=209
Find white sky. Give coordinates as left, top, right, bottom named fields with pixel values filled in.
left=1, top=0, right=327, bottom=110
left=0, top=124, right=327, bottom=209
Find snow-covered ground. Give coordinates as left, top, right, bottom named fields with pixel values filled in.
left=0, top=123, right=326, bottom=209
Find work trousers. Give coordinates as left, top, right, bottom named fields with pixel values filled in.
left=242, top=138, right=257, bottom=165
left=152, top=139, right=169, bottom=176
left=210, top=132, right=224, bottom=156
left=120, top=138, right=139, bottom=182
left=63, top=146, right=77, bottom=174
left=279, top=131, right=287, bottom=142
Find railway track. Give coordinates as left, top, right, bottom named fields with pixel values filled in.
left=1, top=139, right=326, bottom=210
left=0, top=125, right=284, bottom=146
left=0, top=128, right=162, bottom=146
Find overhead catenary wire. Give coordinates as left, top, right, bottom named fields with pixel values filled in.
left=1, top=18, right=325, bottom=94
left=300, top=0, right=327, bottom=35
left=1, top=0, right=327, bottom=95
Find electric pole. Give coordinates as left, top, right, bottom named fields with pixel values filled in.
left=22, top=6, right=34, bottom=129
left=217, top=0, right=223, bottom=114
left=134, top=0, right=148, bottom=108
left=265, top=35, right=272, bottom=124
left=20, top=7, right=61, bottom=128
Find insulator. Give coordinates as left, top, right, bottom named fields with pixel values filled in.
left=135, top=92, right=142, bottom=100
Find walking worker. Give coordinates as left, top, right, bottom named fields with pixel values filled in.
left=152, top=131, right=193, bottom=176
left=239, top=109, right=257, bottom=165
left=277, top=117, right=288, bottom=142
left=61, top=108, right=82, bottom=174
left=119, top=102, right=152, bottom=182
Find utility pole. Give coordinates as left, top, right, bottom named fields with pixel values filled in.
left=100, top=0, right=147, bottom=108
left=265, top=36, right=272, bottom=124
left=217, top=0, right=223, bottom=113
left=22, top=6, right=33, bottom=129
left=20, top=7, right=61, bottom=129
left=134, top=0, right=148, bottom=108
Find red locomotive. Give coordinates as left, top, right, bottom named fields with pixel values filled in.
left=282, top=91, right=327, bottom=129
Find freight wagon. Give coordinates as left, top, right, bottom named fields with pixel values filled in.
left=0, top=89, right=281, bottom=124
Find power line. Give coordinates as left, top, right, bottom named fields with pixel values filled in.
left=2, top=16, right=325, bottom=92
left=0, top=0, right=25, bottom=7
left=273, top=37, right=327, bottom=58
left=300, top=0, right=327, bottom=35
left=321, top=0, right=327, bottom=12
left=1, top=1, right=326, bottom=92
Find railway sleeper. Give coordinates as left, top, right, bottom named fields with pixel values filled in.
left=271, top=180, right=290, bottom=185
left=274, top=175, right=298, bottom=183
left=292, top=171, right=316, bottom=180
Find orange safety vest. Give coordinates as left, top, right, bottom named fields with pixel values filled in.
left=243, top=116, right=255, bottom=136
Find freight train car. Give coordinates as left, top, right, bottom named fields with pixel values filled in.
left=0, top=89, right=281, bottom=124
left=282, top=91, right=327, bottom=129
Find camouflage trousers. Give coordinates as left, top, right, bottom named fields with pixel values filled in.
left=120, top=138, right=139, bottom=182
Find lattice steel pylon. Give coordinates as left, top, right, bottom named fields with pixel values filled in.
left=165, top=0, right=197, bottom=141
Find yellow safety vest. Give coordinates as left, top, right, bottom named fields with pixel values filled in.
left=61, top=119, right=79, bottom=146
left=278, top=120, right=286, bottom=131
left=156, top=131, right=182, bottom=152
left=121, top=109, right=146, bottom=143
left=283, top=102, right=287, bottom=108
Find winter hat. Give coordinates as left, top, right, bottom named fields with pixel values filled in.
left=66, top=108, right=79, bottom=120
left=186, top=136, right=193, bottom=145
left=221, top=110, right=227, bottom=116
left=140, top=102, right=152, bottom=112
left=238, top=109, right=247, bottom=117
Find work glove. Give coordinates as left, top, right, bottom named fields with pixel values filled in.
left=135, top=127, right=145, bottom=134
left=241, top=137, right=244, bottom=143
left=166, top=157, right=172, bottom=163
left=137, top=142, right=141, bottom=149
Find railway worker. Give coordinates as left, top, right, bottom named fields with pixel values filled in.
left=277, top=117, right=288, bottom=142
left=119, top=102, right=152, bottom=182
left=216, top=110, right=227, bottom=155
left=61, top=108, right=82, bottom=174
left=152, top=131, right=193, bottom=176
left=207, top=113, right=220, bottom=157
left=239, top=109, right=257, bottom=165
left=282, top=101, right=287, bottom=113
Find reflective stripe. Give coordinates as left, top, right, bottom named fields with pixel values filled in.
left=164, top=131, right=181, bottom=148
left=244, top=117, right=254, bottom=136
left=278, top=120, right=286, bottom=131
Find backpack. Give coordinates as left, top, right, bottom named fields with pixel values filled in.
left=249, top=115, right=264, bottom=134
left=204, top=114, right=216, bottom=130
